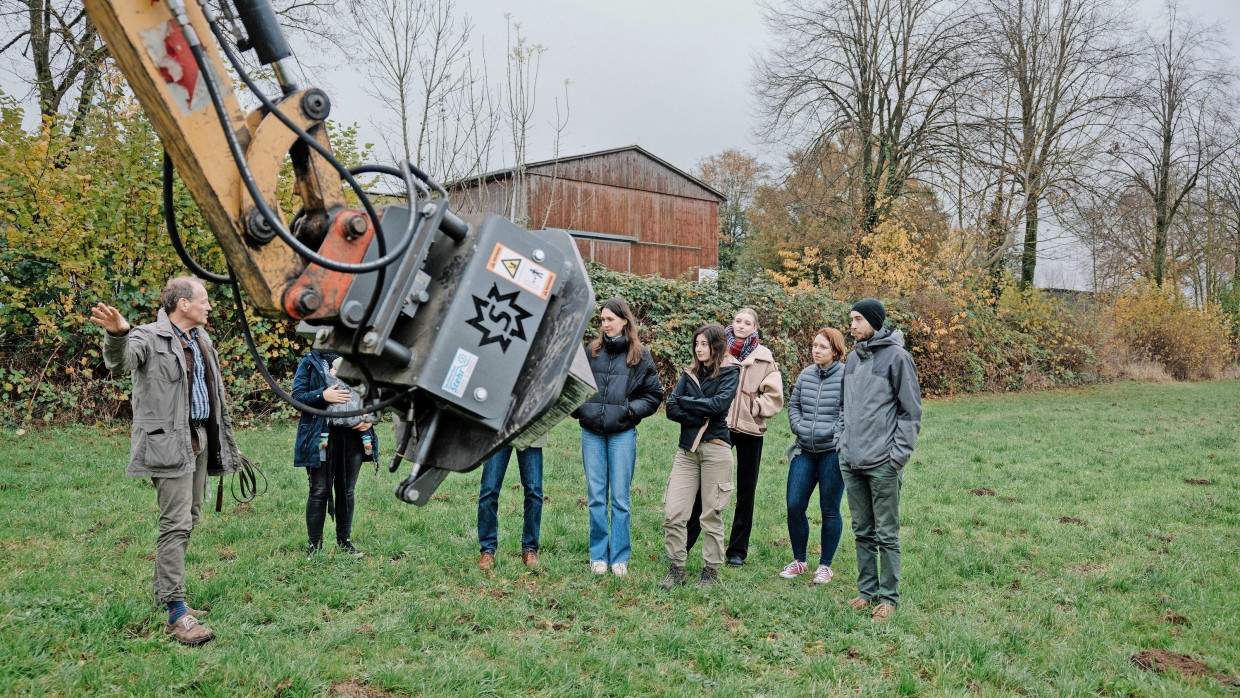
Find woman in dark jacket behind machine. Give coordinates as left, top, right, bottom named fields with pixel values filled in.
left=292, top=350, right=379, bottom=559
left=660, top=324, right=740, bottom=590
left=573, top=297, right=664, bottom=577
left=780, top=327, right=847, bottom=584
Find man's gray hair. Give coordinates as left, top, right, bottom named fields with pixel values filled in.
left=161, top=276, right=204, bottom=315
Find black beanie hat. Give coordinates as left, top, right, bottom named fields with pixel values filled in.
left=851, top=298, right=885, bottom=331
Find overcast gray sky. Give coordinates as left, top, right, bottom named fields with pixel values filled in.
left=317, top=0, right=1240, bottom=177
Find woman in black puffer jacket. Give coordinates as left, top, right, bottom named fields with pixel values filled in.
left=572, top=297, right=664, bottom=577
left=660, top=324, right=740, bottom=590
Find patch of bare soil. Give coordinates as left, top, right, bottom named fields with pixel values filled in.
left=970, top=487, right=996, bottom=496
left=1184, top=478, right=1212, bottom=486
left=330, top=680, right=396, bottom=697
left=1059, top=516, right=1086, bottom=526
left=1160, top=610, right=1191, bottom=626
left=1130, top=650, right=1240, bottom=686
left=1070, top=563, right=1104, bottom=575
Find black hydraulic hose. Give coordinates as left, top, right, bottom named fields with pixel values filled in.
left=184, top=27, right=415, bottom=275
left=163, top=151, right=232, bottom=284
left=202, top=14, right=426, bottom=274
left=227, top=272, right=416, bottom=418
left=185, top=20, right=390, bottom=399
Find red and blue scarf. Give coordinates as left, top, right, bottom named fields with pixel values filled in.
left=726, top=324, right=760, bottom=362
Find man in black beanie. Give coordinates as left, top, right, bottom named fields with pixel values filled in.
left=838, top=298, right=921, bottom=621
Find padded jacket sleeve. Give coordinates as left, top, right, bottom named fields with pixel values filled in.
left=676, top=367, right=740, bottom=420
left=626, top=350, right=665, bottom=421
left=664, top=374, right=697, bottom=425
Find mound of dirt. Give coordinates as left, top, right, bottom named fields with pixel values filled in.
left=970, top=487, right=996, bottom=496
left=1059, top=516, right=1086, bottom=526
left=1184, top=478, right=1212, bottom=486
left=1130, top=650, right=1240, bottom=686
left=1160, top=610, right=1191, bottom=626
left=330, top=681, right=395, bottom=698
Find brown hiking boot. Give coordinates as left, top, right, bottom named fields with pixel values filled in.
left=478, top=552, right=495, bottom=570
left=847, top=597, right=871, bottom=611
left=658, top=564, right=687, bottom=590
left=184, top=606, right=209, bottom=620
left=696, top=566, right=719, bottom=589
left=522, top=551, right=539, bottom=568
left=165, top=615, right=215, bottom=646
left=871, top=603, right=895, bottom=621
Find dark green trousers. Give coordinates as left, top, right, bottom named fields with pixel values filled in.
left=840, top=460, right=903, bottom=606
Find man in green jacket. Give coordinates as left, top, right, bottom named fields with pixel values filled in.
left=90, top=276, right=241, bottom=646
left=838, top=298, right=922, bottom=621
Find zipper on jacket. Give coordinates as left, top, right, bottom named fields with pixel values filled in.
left=810, top=368, right=823, bottom=448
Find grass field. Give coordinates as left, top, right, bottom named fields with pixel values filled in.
left=1, top=380, right=1238, bottom=696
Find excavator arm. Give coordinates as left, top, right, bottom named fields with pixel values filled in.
left=82, top=0, right=596, bottom=504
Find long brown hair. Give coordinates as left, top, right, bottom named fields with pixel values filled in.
left=690, top=324, right=729, bottom=379
left=588, top=297, right=644, bottom=366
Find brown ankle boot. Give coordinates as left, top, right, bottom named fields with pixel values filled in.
left=165, top=615, right=215, bottom=646
left=696, top=566, right=719, bottom=589
left=658, top=564, right=687, bottom=590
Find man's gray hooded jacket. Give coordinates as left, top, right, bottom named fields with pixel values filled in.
left=838, top=327, right=922, bottom=469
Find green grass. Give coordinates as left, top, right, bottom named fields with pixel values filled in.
left=1, top=381, right=1238, bottom=696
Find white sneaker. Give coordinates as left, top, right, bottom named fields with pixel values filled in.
left=779, top=560, right=808, bottom=579
left=611, top=562, right=628, bottom=577
left=812, top=565, right=834, bottom=584
left=590, top=560, right=608, bottom=575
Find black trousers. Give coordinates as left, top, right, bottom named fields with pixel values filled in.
left=306, top=426, right=363, bottom=546
left=686, top=430, right=764, bottom=560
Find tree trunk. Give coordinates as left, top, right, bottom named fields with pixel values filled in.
left=1020, top=191, right=1039, bottom=290
left=1151, top=122, right=1174, bottom=286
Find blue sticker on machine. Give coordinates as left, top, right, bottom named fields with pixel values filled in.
left=442, top=347, right=478, bottom=398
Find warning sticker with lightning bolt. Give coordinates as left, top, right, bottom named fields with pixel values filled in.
left=486, top=244, right=556, bottom=299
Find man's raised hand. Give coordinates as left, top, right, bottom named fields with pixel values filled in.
left=89, top=303, right=130, bottom=335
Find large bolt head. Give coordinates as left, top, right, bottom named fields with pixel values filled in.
left=297, top=289, right=321, bottom=314
left=301, top=89, right=332, bottom=121
left=346, top=214, right=368, bottom=237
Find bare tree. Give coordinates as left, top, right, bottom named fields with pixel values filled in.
left=755, top=0, right=974, bottom=243
left=503, top=16, right=543, bottom=226
left=347, top=0, right=503, bottom=187
left=350, top=0, right=426, bottom=164
left=970, top=0, right=1131, bottom=290
left=0, top=0, right=107, bottom=125
left=1108, top=0, right=1238, bottom=286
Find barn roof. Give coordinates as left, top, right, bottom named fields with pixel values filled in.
left=449, top=145, right=726, bottom=202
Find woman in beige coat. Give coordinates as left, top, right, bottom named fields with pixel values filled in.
left=685, top=308, right=784, bottom=567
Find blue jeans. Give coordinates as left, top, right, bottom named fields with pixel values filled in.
left=477, top=446, right=543, bottom=554
left=786, top=450, right=845, bottom=566
left=581, top=428, right=637, bottom=565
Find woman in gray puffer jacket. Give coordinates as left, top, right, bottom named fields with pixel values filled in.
left=780, top=327, right=848, bottom=585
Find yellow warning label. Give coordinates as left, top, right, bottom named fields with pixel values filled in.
left=486, top=243, right=557, bottom=299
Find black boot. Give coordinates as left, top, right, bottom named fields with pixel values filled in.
left=338, top=539, right=365, bottom=558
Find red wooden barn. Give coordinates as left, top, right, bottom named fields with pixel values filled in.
left=449, top=145, right=725, bottom=278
